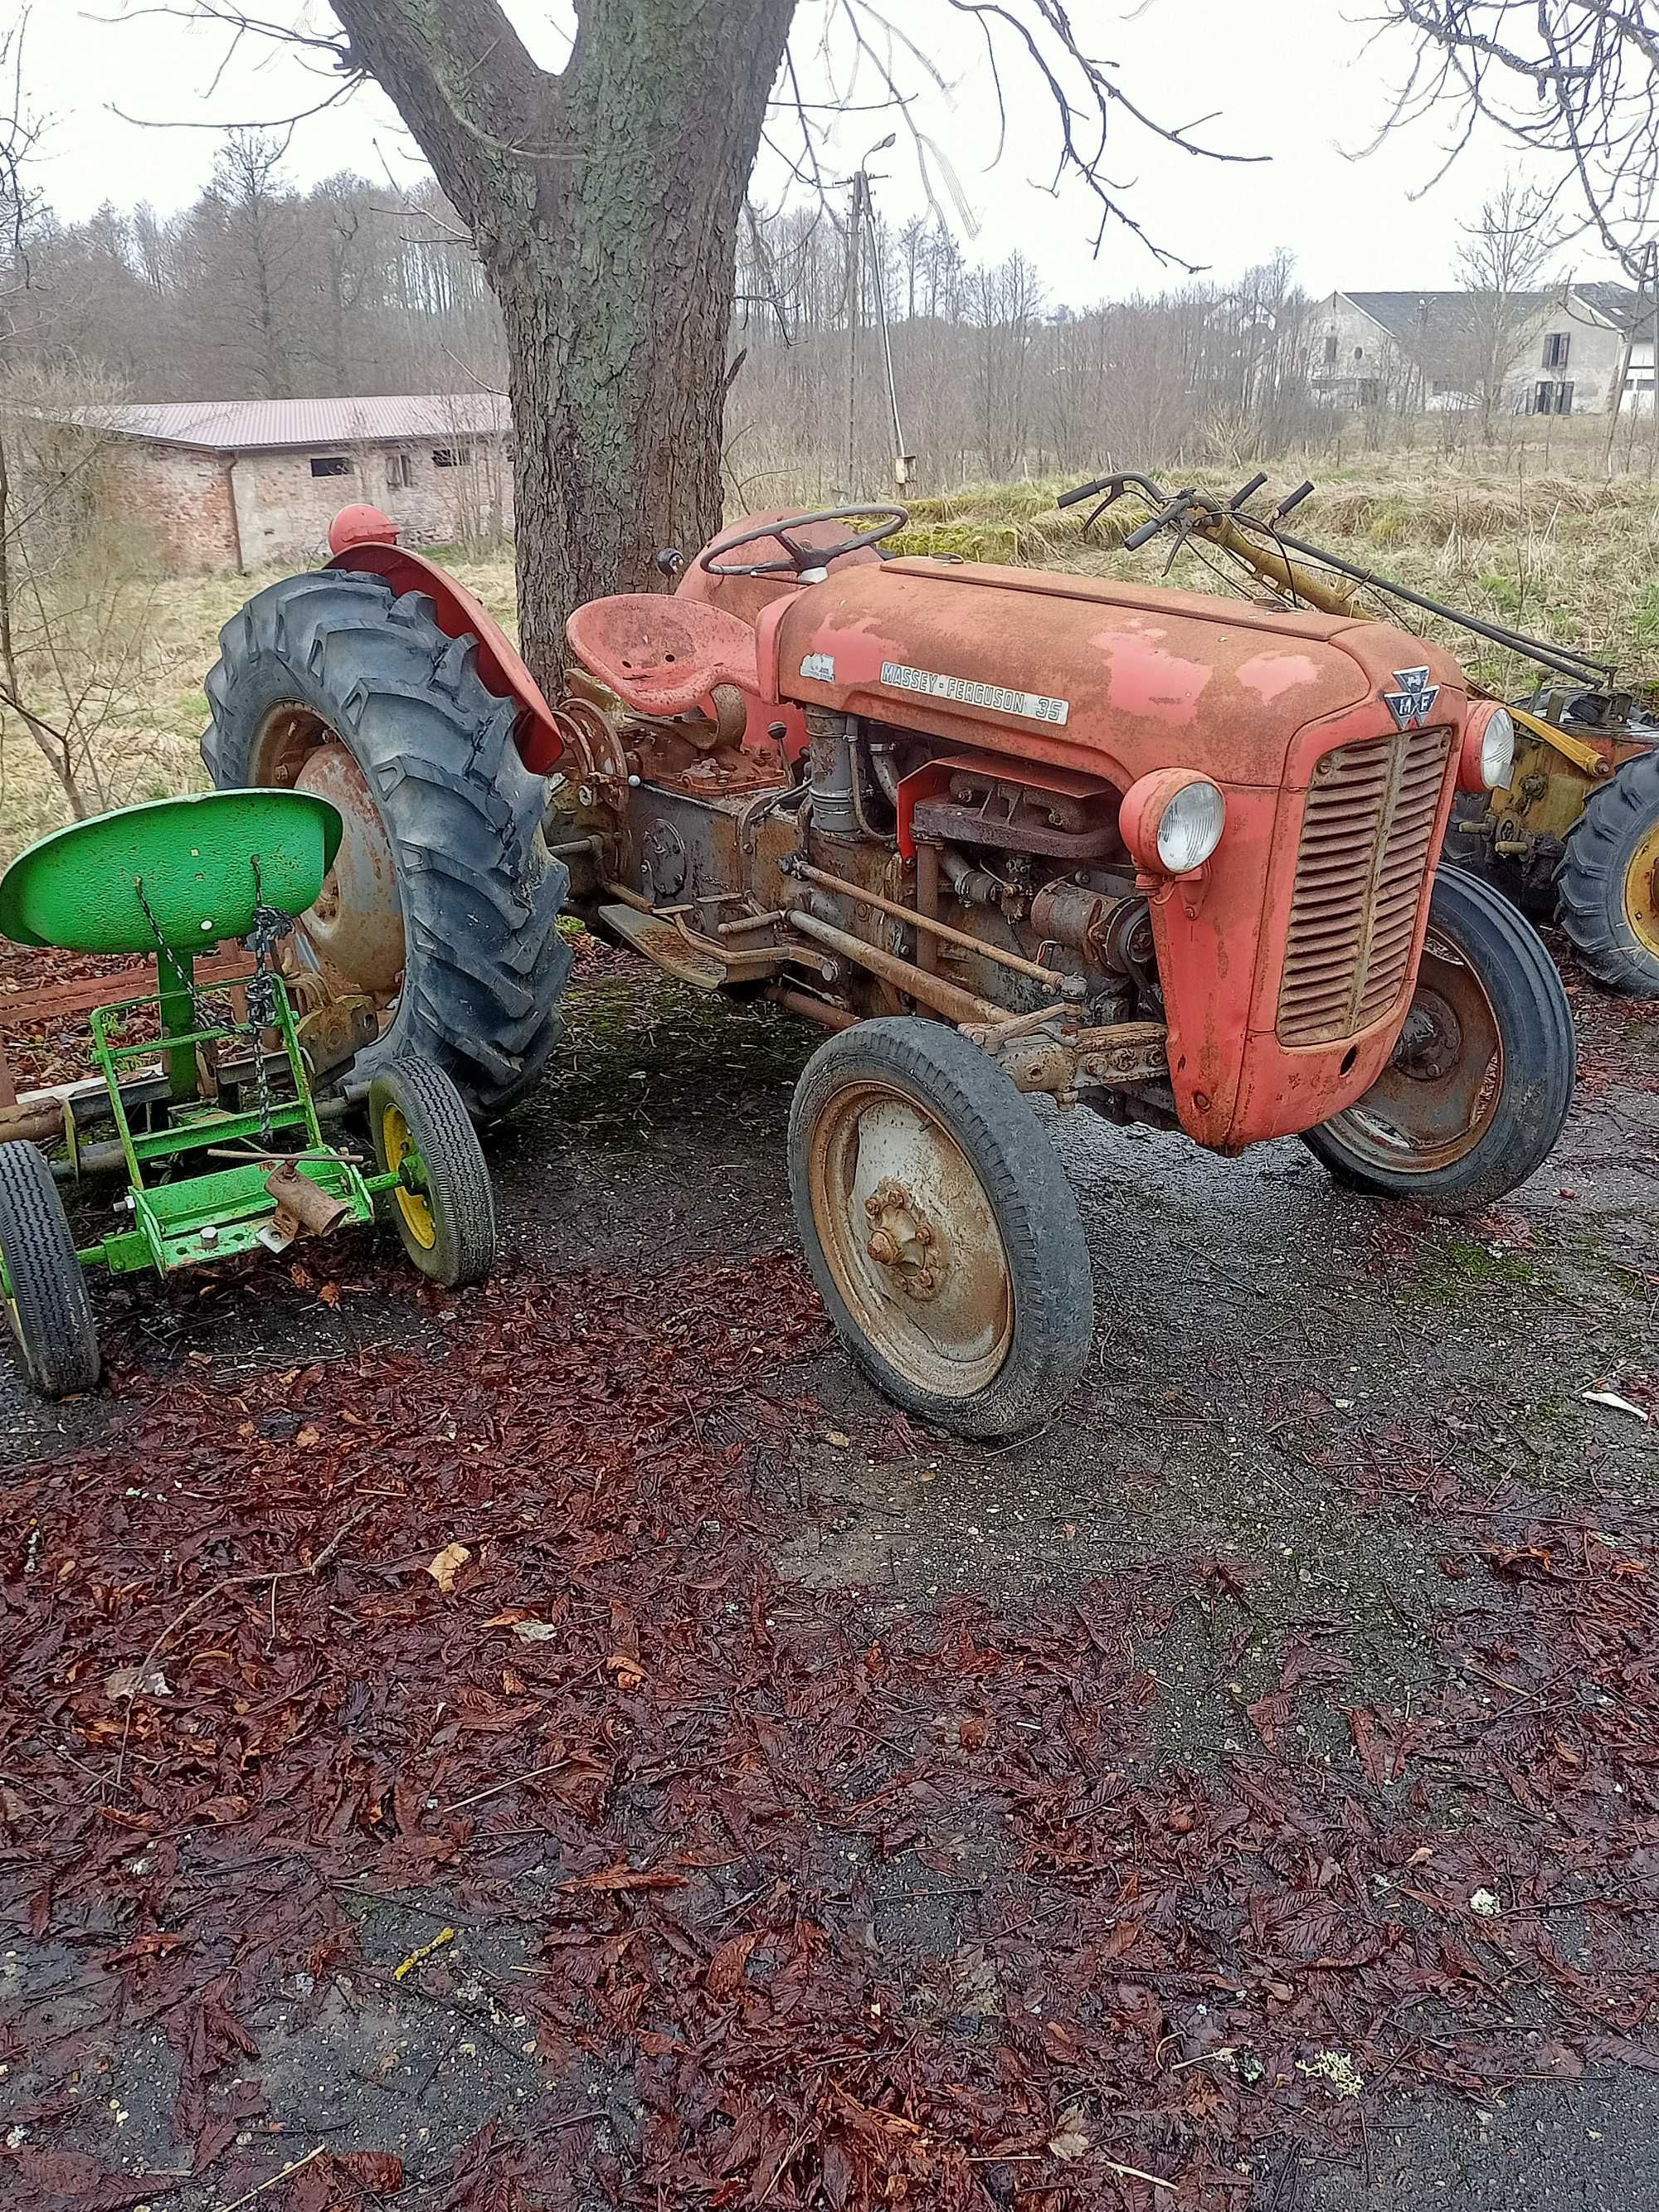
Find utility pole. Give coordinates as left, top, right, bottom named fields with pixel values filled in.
left=1604, top=239, right=1657, bottom=475
left=844, top=169, right=864, bottom=495
left=844, top=134, right=896, bottom=497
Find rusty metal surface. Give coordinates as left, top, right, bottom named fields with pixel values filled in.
left=895, top=751, right=1120, bottom=861
left=1318, top=931, right=1505, bottom=1172
left=566, top=595, right=760, bottom=719
left=264, top=1163, right=353, bottom=1238
left=1278, top=726, right=1454, bottom=1045
left=785, top=907, right=1005, bottom=1027
left=777, top=558, right=1449, bottom=790
left=292, top=741, right=406, bottom=999
left=326, top=533, right=567, bottom=776
left=805, top=1077, right=1014, bottom=1397
left=790, top=859, right=1079, bottom=994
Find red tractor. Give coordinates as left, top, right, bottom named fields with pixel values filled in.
left=201, top=492, right=1574, bottom=1435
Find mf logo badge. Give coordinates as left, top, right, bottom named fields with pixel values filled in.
left=1382, top=666, right=1440, bottom=731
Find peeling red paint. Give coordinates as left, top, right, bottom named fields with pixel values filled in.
left=1237, top=650, right=1322, bottom=704
left=1092, top=625, right=1213, bottom=726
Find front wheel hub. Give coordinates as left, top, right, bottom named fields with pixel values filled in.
left=862, top=1179, right=942, bottom=1300
left=1392, top=987, right=1462, bottom=1081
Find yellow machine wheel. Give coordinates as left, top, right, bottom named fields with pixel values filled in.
left=1557, top=749, right=1659, bottom=996
left=368, top=1057, right=496, bottom=1288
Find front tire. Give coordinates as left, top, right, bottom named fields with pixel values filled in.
left=203, top=570, right=571, bottom=1115
left=0, top=1142, right=100, bottom=1398
left=1556, top=749, right=1659, bottom=996
left=1301, top=867, right=1574, bottom=1213
left=788, top=1018, right=1093, bottom=1438
left=369, top=1057, right=497, bottom=1288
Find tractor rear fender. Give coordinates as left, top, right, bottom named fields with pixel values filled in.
left=324, top=508, right=566, bottom=775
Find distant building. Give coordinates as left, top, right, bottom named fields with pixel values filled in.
left=1310, top=286, right=1638, bottom=416
left=68, top=395, right=513, bottom=571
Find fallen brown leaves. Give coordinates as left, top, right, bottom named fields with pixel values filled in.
left=1, top=1243, right=1657, bottom=2211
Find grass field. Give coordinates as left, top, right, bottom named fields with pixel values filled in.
left=2, top=452, right=1656, bottom=864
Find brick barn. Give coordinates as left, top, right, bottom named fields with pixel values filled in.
left=84, top=395, right=513, bottom=572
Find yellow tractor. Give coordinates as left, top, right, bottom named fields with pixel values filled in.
left=1069, top=470, right=1659, bottom=996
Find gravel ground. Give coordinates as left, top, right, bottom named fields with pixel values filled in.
left=2, top=936, right=1657, bottom=2210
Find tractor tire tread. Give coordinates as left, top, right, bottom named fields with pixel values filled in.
left=1302, top=866, right=1574, bottom=1213
left=369, top=1056, right=496, bottom=1287
left=202, top=571, right=570, bottom=1114
left=788, top=1017, right=1093, bottom=1439
left=1555, top=748, right=1659, bottom=995
left=0, top=1140, right=100, bottom=1397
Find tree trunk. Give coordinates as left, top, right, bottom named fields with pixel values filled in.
left=328, top=0, right=795, bottom=688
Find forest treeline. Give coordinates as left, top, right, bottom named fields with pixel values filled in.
left=5, top=131, right=1326, bottom=490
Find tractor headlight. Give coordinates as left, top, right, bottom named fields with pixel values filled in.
left=1120, top=769, right=1227, bottom=876
left=1460, top=702, right=1516, bottom=794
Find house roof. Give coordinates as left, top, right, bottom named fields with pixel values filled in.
left=1568, top=281, right=1642, bottom=329
left=85, top=393, right=510, bottom=453
left=1335, top=284, right=1639, bottom=343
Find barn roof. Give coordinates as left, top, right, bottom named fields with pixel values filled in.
left=1336, top=284, right=1639, bottom=342
left=89, top=393, right=510, bottom=453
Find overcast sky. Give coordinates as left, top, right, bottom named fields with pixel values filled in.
left=19, top=0, right=1629, bottom=304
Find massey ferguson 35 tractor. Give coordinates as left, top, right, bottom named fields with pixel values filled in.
left=201, top=490, right=1574, bottom=1435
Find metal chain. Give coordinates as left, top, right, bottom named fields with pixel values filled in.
left=133, top=861, right=296, bottom=1141
left=246, top=854, right=295, bottom=1144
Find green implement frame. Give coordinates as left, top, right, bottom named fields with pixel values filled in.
left=0, top=791, right=418, bottom=1288
left=78, top=960, right=398, bottom=1277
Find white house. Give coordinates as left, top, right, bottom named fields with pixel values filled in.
left=1311, top=284, right=1637, bottom=415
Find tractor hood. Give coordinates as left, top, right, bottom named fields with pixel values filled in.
left=771, top=559, right=1467, bottom=787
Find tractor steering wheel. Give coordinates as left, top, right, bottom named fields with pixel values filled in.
left=698, top=504, right=909, bottom=579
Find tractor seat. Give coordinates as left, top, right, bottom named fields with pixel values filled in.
left=566, top=594, right=759, bottom=718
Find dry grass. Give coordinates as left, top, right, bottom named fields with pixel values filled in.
left=4, top=455, right=1657, bottom=864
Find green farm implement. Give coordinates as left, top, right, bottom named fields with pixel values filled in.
left=0, top=789, right=494, bottom=1397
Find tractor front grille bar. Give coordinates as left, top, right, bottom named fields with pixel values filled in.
left=1277, top=725, right=1452, bottom=1046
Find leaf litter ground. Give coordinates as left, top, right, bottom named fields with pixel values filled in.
left=2, top=931, right=1657, bottom=2208
left=2, top=1223, right=1657, bottom=2212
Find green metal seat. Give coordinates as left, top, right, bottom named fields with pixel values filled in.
left=0, top=788, right=340, bottom=955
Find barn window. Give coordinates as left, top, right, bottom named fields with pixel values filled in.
left=432, top=445, right=473, bottom=469
left=309, top=455, right=351, bottom=478
left=1322, top=333, right=1338, bottom=366
left=386, top=451, right=415, bottom=490
left=1542, top=330, right=1571, bottom=368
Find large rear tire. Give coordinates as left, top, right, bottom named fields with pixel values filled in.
left=1555, top=748, right=1659, bottom=997
left=788, top=1018, right=1094, bottom=1438
left=1301, top=867, right=1574, bottom=1213
left=202, top=570, right=571, bottom=1115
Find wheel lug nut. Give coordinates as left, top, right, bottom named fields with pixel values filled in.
left=867, top=1229, right=897, bottom=1264
left=914, top=1268, right=935, bottom=1291
left=864, top=1196, right=883, bottom=1218
left=915, top=1222, right=932, bottom=1246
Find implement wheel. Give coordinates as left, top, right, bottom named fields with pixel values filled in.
left=369, top=1057, right=496, bottom=1288
left=0, top=1141, right=100, bottom=1398
left=203, top=571, right=571, bottom=1114
left=788, top=1018, right=1093, bottom=1438
left=1556, top=748, right=1659, bottom=996
left=1301, top=867, right=1574, bottom=1213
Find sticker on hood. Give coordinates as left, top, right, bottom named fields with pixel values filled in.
left=878, top=659, right=1070, bottom=725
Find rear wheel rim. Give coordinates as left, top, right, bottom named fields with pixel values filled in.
left=252, top=702, right=406, bottom=1018
left=1623, top=818, right=1659, bottom=956
left=381, top=1102, right=437, bottom=1250
left=807, top=1079, right=1013, bottom=1398
left=1321, top=928, right=1504, bottom=1174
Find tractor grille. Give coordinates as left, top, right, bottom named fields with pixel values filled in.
left=1277, top=725, right=1453, bottom=1046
